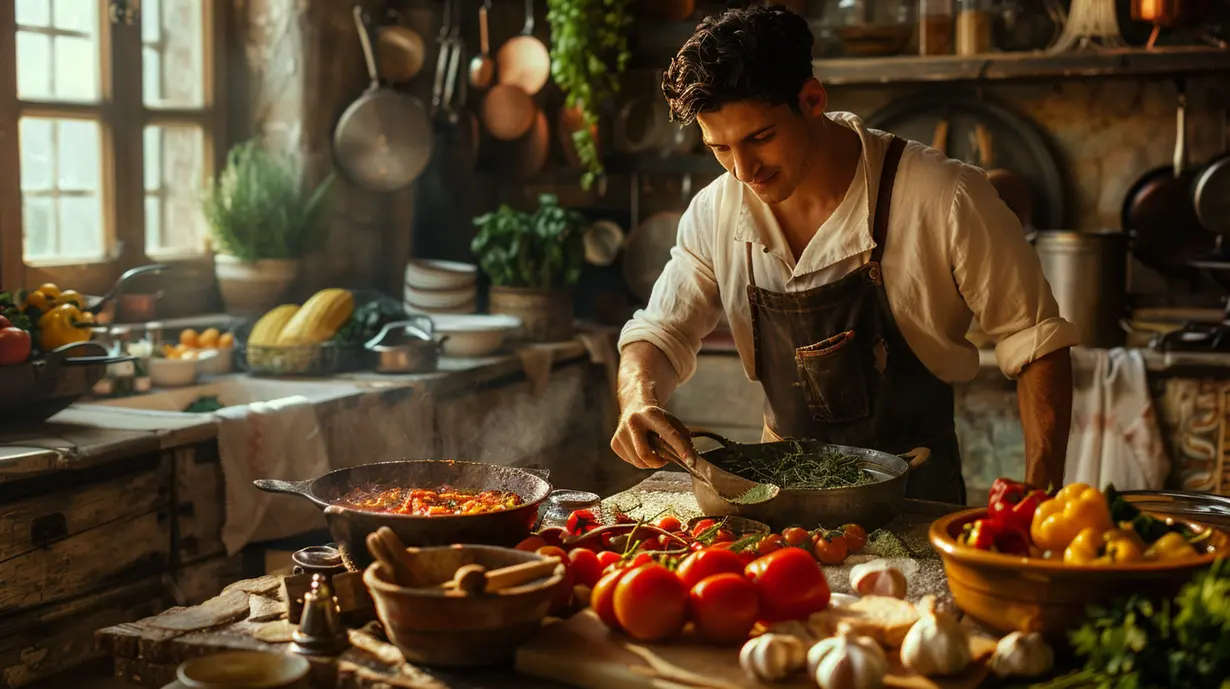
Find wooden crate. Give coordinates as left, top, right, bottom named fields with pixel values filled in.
left=170, top=442, right=226, bottom=566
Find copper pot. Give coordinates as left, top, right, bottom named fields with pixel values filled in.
left=1131, top=0, right=1209, bottom=27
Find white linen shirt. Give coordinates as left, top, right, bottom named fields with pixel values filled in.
left=618, top=111, right=1079, bottom=386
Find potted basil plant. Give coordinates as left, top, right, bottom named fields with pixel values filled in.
left=471, top=194, right=586, bottom=342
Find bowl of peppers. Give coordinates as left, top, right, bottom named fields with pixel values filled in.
left=929, top=478, right=1230, bottom=642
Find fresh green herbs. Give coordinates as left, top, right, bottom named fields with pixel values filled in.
left=732, top=482, right=779, bottom=505
left=723, top=441, right=875, bottom=491
left=183, top=396, right=224, bottom=414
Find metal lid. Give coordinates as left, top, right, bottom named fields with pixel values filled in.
left=1119, top=490, right=1230, bottom=530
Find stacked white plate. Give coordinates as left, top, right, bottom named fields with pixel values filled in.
left=404, top=259, right=478, bottom=315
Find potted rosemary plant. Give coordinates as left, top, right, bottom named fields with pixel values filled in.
left=202, top=139, right=334, bottom=316
left=546, top=0, right=633, bottom=190
left=471, top=194, right=586, bottom=342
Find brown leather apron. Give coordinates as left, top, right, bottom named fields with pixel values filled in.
left=746, top=136, right=966, bottom=505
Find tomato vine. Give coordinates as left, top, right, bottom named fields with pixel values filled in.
left=545, top=0, right=633, bottom=190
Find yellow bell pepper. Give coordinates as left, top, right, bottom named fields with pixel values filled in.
left=1031, top=483, right=1113, bottom=553
left=57, top=289, right=85, bottom=309
left=1063, top=527, right=1144, bottom=565
left=1143, top=531, right=1200, bottom=562
left=24, top=290, right=52, bottom=313
left=37, top=303, right=92, bottom=351
left=37, top=283, right=60, bottom=299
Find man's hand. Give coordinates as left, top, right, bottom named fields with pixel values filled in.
left=611, top=341, right=696, bottom=470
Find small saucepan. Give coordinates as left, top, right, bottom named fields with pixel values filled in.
left=364, top=318, right=447, bottom=374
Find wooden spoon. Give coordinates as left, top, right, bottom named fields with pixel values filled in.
left=441, top=557, right=562, bottom=595
left=365, top=527, right=417, bottom=586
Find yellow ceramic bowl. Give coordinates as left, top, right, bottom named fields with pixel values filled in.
left=930, top=507, right=1229, bottom=643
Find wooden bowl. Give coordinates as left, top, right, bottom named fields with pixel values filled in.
left=930, top=508, right=1229, bottom=643
left=363, top=545, right=565, bottom=667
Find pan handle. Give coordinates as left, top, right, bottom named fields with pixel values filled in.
left=898, top=447, right=931, bottom=470
left=253, top=478, right=314, bottom=497
left=353, top=6, right=381, bottom=90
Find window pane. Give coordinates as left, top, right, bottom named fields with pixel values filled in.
left=19, top=118, right=54, bottom=191
left=144, top=124, right=207, bottom=253
left=142, top=46, right=161, bottom=106
left=19, top=117, right=105, bottom=262
left=53, top=0, right=97, bottom=33
left=15, top=0, right=51, bottom=27
left=143, top=0, right=205, bottom=108
left=145, top=196, right=162, bottom=250
left=23, top=197, right=56, bottom=259
left=53, top=35, right=98, bottom=101
left=16, top=31, right=52, bottom=100
left=142, top=0, right=162, bottom=43
left=144, top=127, right=162, bottom=192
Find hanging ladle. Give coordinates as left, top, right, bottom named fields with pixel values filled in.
left=648, top=434, right=779, bottom=506
left=468, top=0, right=494, bottom=90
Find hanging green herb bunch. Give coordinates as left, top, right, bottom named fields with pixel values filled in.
left=546, top=0, right=633, bottom=190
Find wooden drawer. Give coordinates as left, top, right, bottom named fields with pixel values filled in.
left=171, top=443, right=225, bottom=566
left=0, top=454, right=172, bottom=616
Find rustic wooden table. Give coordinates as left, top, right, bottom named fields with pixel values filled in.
left=93, top=471, right=963, bottom=689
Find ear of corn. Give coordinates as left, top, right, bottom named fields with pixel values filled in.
left=276, top=289, right=354, bottom=346
left=248, top=304, right=300, bottom=346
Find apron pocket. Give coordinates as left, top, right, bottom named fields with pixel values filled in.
left=795, top=330, right=871, bottom=424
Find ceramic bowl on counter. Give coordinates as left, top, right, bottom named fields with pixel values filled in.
left=404, top=259, right=478, bottom=291
left=930, top=507, right=1230, bottom=644
left=403, top=284, right=477, bottom=313
left=194, top=347, right=234, bottom=376
left=148, top=356, right=198, bottom=388
left=176, top=650, right=309, bottom=688
left=432, top=314, right=522, bottom=358
left=362, top=545, right=565, bottom=667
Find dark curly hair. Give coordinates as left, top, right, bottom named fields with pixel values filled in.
left=661, top=5, right=815, bottom=126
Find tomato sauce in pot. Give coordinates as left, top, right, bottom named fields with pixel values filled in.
left=336, top=485, right=523, bottom=516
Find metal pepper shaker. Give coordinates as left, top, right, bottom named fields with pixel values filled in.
left=291, top=573, right=349, bottom=655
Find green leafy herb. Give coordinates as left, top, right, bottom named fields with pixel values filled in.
left=722, top=440, right=875, bottom=491
left=1105, top=484, right=1192, bottom=545
left=331, top=295, right=408, bottom=345
left=183, top=396, right=224, bottom=414
left=471, top=194, right=587, bottom=290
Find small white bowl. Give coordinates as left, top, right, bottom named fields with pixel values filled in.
left=177, top=650, right=309, bottom=689
left=148, top=357, right=198, bottom=388
left=194, top=348, right=234, bottom=376
left=433, top=314, right=522, bottom=357
left=404, top=259, right=478, bottom=291
left=403, top=284, right=478, bottom=310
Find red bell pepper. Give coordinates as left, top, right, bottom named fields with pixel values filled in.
left=959, top=518, right=1031, bottom=556
left=987, top=478, right=1050, bottom=533
left=566, top=509, right=600, bottom=536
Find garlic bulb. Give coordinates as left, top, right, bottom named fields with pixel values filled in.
left=807, top=623, right=889, bottom=689
left=988, top=631, right=1054, bottom=678
left=739, top=633, right=807, bottom=683
left=848, top=560, right=907, bottom=599
left=899, top=596, right=971, bottom=677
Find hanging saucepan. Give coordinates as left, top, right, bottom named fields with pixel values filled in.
left=333, top=6, right=432, bottom=192
left=375, top=9, right=425, bottom=83
left=496, top=0, right=551, bottom=96
left=1193, top=109, right=1230, bottom=238
left=1121, top=81, right=1213, bottom=276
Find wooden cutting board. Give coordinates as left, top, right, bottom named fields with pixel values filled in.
left=515, top=610, right=996, bottom=689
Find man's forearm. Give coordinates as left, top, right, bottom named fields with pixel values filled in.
left=1016, top=347, right=1073, bottom=489
left=618, top=341, right=682, bottom=411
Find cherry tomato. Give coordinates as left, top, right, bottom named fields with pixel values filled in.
left=591, top=567, right=631, bottom=630
left=813, top=532, right=849, bottom=566
left=613, top=564, right=688, bottom=642
left=689, top=573, right=760, bottom=645
left=569, top=548, right=605, bottom=588
left=535, top=546, right=574, bottom=614
left=691, top=519, right=718, bottom=539
left=566, top=509, right=600, bottom=536
left=515, top=536, right=548, bottom=552
left=537, top=526, right=568, bottom=547
left=596, top=550, right=622, bottom=570
left=841, top=523, right=868, bottom=552
left=744, top=547, right=831, bottom=622
left=757, top=533, right=785, bottom=556
left=537, top=545, right=569, bottom=561
left=656, top=515, right=683, bottom=532
left=782, top=527, right=811, bottom=547
left=629, top=552, right=654, bottom=569
left=675, top=547, right=747, bottom=589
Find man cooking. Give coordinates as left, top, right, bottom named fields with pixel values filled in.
left=610, top=5, right=1079, bottom=504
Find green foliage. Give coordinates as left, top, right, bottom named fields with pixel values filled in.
left=546, top=0, right=632, bottom=190
left=202, top=139, right=335, bottom=261
left=470, top=194, right=587, bottom=290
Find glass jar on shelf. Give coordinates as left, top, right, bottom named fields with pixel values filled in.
left=956, top=0, right=995, bottom=55
left=538, top=489, right=602, bottom=530
left=918, top=0, right=955, bottom=55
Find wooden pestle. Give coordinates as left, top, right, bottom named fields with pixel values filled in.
left=441, top=557, right=561, bottom=594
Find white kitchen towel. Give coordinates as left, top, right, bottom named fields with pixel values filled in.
left=1064, top=347, right=1170, bottom=491
left=216, top=395, right=331, bottom=555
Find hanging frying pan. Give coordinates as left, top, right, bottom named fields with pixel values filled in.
left=333, top=6, right=432, bottom=192
left=496, top=0, right=551, bottom=96
left=1193, top=109, right=1230, bottom=238
left=1121, top=82, right=1213, bottom=276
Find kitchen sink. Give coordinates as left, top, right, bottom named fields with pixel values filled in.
left=76, top=376, right=365, bottom=416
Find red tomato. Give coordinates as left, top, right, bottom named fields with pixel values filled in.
left=656, top=515, right=683, bottom=532
left=591, top=567, right=631, bottom=630
left=757, top=533, right=784, bottom=556
left=566, top=509, right=600, bottom=536
left=782, top=527, right=811, bottom=547
left=537, top=545, right=569, bottom=560
left=813, top=533, right=849, bottom=566
left=744, top=547, right=831, bottom=622
left=841, top=523, right=868, bottom=552
left=675, top=547, right=747, bottom=590
left=689, top=573, right=760, bottom=644
left=537, top=526, right=568, bottom=547
left=569, top=548, right=605, bottom=588
left=537, top=546, right=574, bottom=613
left=516, top=536, right=548, bottom=552
left=613, top=564, right=688, bottom=642
left=596, top=550, right=622, bottom=570
left=0, top=327, right=32, bottom=366
left=0, top=316, right=9, bottom=328
left=690, top=519, right=718, bottom=539
left=629, top=552, right=654, bottom=569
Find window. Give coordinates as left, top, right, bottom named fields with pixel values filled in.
left=1, top=0, right=223, bottom=292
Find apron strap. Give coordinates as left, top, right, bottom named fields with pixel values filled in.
left=745, top=241, right=757, bottom=288
left=870, top=136, right=907, bottom=264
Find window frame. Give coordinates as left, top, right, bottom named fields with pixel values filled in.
left=0, top=0, right=228, bottom=298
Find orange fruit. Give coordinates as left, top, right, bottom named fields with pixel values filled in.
left=179, top=329, right=199, bottom=348
left=218, top=332, right=234, bottom=349
left=198, top=328, right=219, bottom=348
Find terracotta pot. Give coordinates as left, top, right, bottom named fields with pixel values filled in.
left=488, top=286, right=573, bottom=343
left=213, top=254, right=299, bottom=318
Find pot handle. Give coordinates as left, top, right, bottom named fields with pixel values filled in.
left=689, top=428, right=737, bottom=447
left=253, top=478, right=314, bottom=497
left=899, top=447, right=931, bottom=470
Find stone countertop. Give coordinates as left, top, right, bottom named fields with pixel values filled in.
left=0, top=338, right=596, bottom=484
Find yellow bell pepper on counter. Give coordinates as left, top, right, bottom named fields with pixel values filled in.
left=1031, top=483, right=1113, bottom=553
left=37, top=303, right=93, bottom=351
left=1063, top=527, right=1145, bottom=565
left=1143, top=531, right=1200, bottom=562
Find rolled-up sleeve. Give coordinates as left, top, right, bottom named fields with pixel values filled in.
left=618, top=189, right=724, bottom=385
left=950, top=166, right=1080, bottom=379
